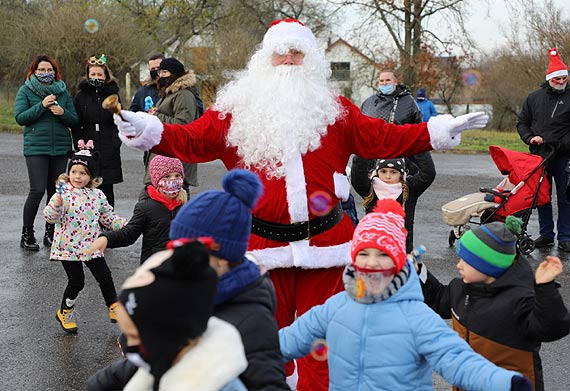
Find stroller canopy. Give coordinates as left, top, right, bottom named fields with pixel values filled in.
left=489, top=145, right=551, bottom=213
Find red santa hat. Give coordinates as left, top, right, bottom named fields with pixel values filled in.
left=546, top=48, right=568, bottom=80
left=262, top=19, right=317, bottom=51
left=350, top=199, right=408, bottom=273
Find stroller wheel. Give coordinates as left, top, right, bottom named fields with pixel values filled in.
left=517, top=235, right=535, bottom=255
left=448, top=230, right=457, bottom=247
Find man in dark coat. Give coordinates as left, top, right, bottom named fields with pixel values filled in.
left=517, top=48, right=570, bottom=252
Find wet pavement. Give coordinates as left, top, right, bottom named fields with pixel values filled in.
left=1, top=132, right=568, bottom=390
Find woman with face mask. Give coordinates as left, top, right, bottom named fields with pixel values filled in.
left=71, top=54, right=123, bottom=207
left=14, top=54, right=79, bottom=251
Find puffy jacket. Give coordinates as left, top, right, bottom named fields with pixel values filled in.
left=279, top=262, right=521, bottom=391
left=72, top=79, right=123, bottom=184
left=421, top=256, right=570, bottom=391
left=101, top=186, right=182, bottom=263
left=360, top=84, right=422, bottom=125
left=14, top=82, right=78, bottom=156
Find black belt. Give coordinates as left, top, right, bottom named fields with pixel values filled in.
left=251, top=203, right=344, bottom=242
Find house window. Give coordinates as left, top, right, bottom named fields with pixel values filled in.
left=331, top=62, right=350, bottom=81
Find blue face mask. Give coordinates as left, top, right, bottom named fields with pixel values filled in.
left=378, top=84, right=394, bottom=95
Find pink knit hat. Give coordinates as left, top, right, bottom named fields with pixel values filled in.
left=148, top=155, right=184, bottom=187
left=350, top=199, right=407, bottom=273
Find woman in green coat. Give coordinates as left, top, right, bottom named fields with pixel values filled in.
left=14, top=54, right=78, bottom=251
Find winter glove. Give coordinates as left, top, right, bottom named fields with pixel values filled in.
left=113, top=110, right=164, bottom=150
left=427, top=112, right=488, bottom=151
left=510, top=375, right=532, bottom=391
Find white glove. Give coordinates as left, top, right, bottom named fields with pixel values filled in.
left=427, top=112, right=488, bottom=151
left=114, top=110, right=164, bottom=150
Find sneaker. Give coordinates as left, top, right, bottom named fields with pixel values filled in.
left=109, top=302, right=119, bottom=323
left=56, top=308, right=78, bottom=333
left=559, top=241, right=570, bottom=252
left=534, top=235, right=554, bottom=248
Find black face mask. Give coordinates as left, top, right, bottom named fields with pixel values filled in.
left=89, top=78, right=104, bottom=88
left=150, top=69, right=159, bottom=80
left=157, top=75, right=177, bottom=91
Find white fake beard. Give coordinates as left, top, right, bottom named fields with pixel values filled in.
left=215, top=50, right=342, bottom=179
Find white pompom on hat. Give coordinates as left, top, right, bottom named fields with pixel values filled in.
left=546, top=48, right=568, bottom=80
left=262, top=18, right=317, bottom=51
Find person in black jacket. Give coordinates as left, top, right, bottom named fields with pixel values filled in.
left=89, top=155, right=187, bottom=264
left=72, top=54, right=123, bottom=207
left=416, top=216, right=570, bottom=391
left=352, top=69, right=435, bottom=252
left=517, top=48, right=570, bottom=252
left=351, top=153, right=435, bottom=253
left=87, top=169, right=289, bottom=391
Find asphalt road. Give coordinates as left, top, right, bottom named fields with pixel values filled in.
left=0, top=132, right=568, bottom=390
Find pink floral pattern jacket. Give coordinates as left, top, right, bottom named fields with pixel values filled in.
left=43, top=183, right=127, bottom=261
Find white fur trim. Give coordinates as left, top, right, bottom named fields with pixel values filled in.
left=248, top=241, right=351, bottom=270
left=284, top=152, right=309, bottom=223
left=263, top=20, right=317, bottom=51
left=124, top=317, right=247, bottom=391
left=333, top=172, right=350, bottom=202
left=546, top=69, right=569, bottom=80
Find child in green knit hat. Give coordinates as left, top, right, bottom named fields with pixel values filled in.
left=417, top=216, right=570, bottom=391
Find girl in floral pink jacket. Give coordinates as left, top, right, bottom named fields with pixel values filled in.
left=43, top=147, right=126, bottom=333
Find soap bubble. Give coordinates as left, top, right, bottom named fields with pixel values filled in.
left=308, top=191, right=333, bottom=216
left=84, top=19, right=100, bottom=34
left=310, top=339, right=328, bottom=361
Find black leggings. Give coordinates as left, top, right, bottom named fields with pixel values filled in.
left=23, top=155, right=68, bottom=227
left=60, top=257, right=118, bottom=309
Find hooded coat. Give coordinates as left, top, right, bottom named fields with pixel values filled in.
left=72, top=79, right=123, bottom=184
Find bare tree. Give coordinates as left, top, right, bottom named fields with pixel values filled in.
left=0, top=0, right=152, bottom=98
left=329, top=0, right=472, bottom=88
left=480, top=0, right=570, bottom=129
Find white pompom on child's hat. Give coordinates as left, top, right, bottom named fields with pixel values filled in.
left=262, top=18, right=317, bottom=51
left=546, top=48, right=568, bottom=80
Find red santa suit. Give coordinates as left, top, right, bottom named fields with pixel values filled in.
left=152, top=95, right=432, bottom=390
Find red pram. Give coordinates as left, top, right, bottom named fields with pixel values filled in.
left=442, top=145, right=554, bottom=254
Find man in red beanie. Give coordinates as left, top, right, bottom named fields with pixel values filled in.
left=112, top=19, right=488, bottom=390
left=517, top=48, right=570, bottom=252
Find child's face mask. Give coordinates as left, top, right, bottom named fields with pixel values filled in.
left=157, top=177, right=183, bottom=196
left=353, top=264, right=396, bottom=298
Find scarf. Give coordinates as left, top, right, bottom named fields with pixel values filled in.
left=372, top=177, right=403, bottom=200
left=147, top=185, right=182, bottom=211
left=343, top=263, right=410, bottom=304
left=215, top=259, right=260, bottom=305
left=24, top=74, right=67, bottom=98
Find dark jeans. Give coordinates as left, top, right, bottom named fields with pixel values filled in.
left=23, top=155, right=68, bottom=227
left=98, top=183, right=115, bottom=208
left=538, top=156, right=570, bottom=242
left=60, top=257, right=118, bottom=309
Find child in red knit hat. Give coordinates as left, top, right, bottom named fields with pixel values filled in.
left=279, top=199, right=532, bottom=391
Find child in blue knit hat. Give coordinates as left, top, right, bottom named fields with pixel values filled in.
left=417, top=216, right=570, bottom=391
left=86, top=169, right=289, bottom=391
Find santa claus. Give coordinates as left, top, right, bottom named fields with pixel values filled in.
left=115, top=19, right=488, bottom=391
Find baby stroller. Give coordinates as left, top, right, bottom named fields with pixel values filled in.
left=442, top=145, right=554, bottom=255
